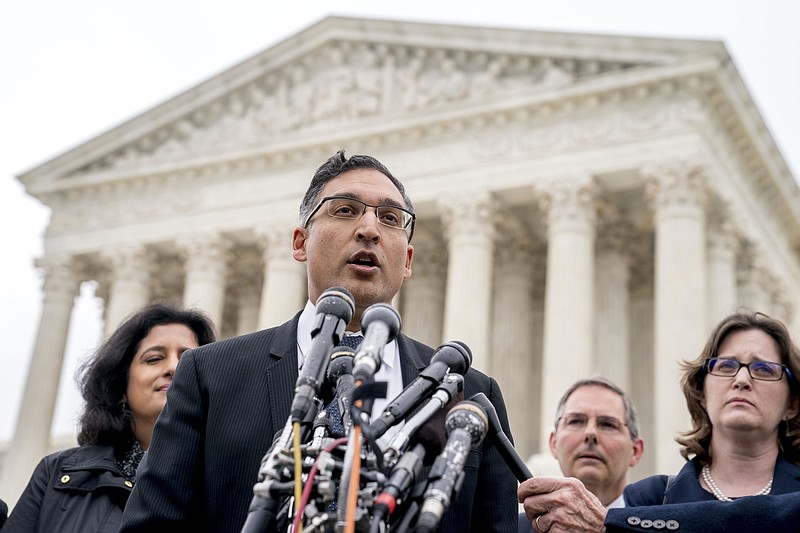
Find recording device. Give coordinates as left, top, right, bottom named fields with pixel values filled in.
left=351, top=303, right=401, bottom=383
left=383, top=374, right=464, bottom=467
left=290, top=287, right=354, bottom=423
left=414, top=400, right=489, bottom=533
left=469, top=392, right=533, bottom=481
left=326, top=344, right=356, bottom=432
left=370, top=341, right=472, bottom=438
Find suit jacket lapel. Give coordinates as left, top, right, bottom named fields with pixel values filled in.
left=773, top=456, right=800, bottom=492
left=265, top=314, right=301, bottom=434
left=397, top=333, right=426, bottom=386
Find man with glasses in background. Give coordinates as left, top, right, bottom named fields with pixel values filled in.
left=120, top=150, right=518, bottom=533
left=519, top=377, right=644, bottom=533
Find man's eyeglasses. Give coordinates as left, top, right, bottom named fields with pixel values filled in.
left=704, top=357, right=793, bottom=382
left=303, top=195, right=416, bottom=241
left=557, top=413, right=628, bottom=434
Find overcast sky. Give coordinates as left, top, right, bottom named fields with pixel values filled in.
left=1, top=0, right=798, bottom=442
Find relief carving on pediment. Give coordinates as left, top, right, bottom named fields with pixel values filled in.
left=97, top=42, right=632, bottom=172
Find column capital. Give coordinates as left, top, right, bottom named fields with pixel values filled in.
left=179, top=233, right=229, bottom=272
left=643, top=157, right=711, bottom=211
left=537, top=175, right=598, bottom=232
left=254, top=221, right=296, bottom=257
left=34, top=255, right=81, bottom=298
left=494, top=211, right=535, bottom=265
left=438, top=189, right=495, bottom=242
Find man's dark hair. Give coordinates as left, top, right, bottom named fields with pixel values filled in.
left=76, top=302, right=216, bottom=449
left=298, top=149, right=414, bottom=225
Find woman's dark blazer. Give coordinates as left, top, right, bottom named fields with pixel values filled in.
left=624, top=455, right=800, bottom=506
left=4, top=445, right=132, bottom=533
left=119, top=313, right=518, bottom=533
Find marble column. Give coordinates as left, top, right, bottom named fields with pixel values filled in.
left=257, top=224, right=306, bottom=329
left=594, top=221, right=631, bottom=392
left=491, top=213, right=537, bottom=458
left=646, top=159, right=709, bottom=474
left=399, top=231, right=446, bottom=348
left=539, top=178, right=597, bottom=452
left=737, top=246, right=773, bottom=315
left=232, top=246, right=264, bottom=335
left=0, top=256, right=80, bottom=505
left=706, top=211, right=738, bottom=326
left=103, top=245, right=151, bottom=336
left=182, top=234, right=228, bottom=333
left=439, top=191, right=495, bottom=372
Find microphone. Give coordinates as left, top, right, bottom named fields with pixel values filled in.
left=352, top=303, right=401, bottom=383
left=372, top=442, right=427, bottom=526
left=414, top=401, right=489, bottom=533
left=383, top=374, right=464, bottom=467
left=326, top=345, right=356, bottom=433
left=469, top=392, right=533, bottom=481
left=290, top=287, right=355, bottom=423
left=371, top=341, right=472, bottom=439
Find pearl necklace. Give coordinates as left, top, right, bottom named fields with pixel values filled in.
left=701, top=464, right=773, bottom=502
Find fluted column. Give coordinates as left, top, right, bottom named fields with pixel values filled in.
left=594, top=219, right=631, bottom=392
left=103, top=245, right=151, bottom=336
left=231, top=246, right=263, bottom=336
left=539, top=177, right=597, bottom=452
left=257, top=224, right=306, bottom=329
left=399, top=230, right=446, bottom=348
left=491, top=213, right=537, bottom=458
left=646, top=159, right=709, bottom=473
left=439, top=191, right=495, bottom=372
left=737, top=245, right=773, bottom=314
left=182, top=234, right=228, bottom=332
left=706, top=208, right=738, bottom=325
left=1, top=256, right=80, bottom=505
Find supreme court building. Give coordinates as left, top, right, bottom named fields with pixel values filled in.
left=4, top=16, right=800, bottom=499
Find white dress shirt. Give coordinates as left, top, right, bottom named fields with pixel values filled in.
left=296, top=300, right=405, bottom=446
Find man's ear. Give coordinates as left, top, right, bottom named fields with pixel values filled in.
left=548, top=431, right=558, bottom=459
left=629, top=438, right=645, bottom=468
left=403, top=244, right=414, bottom=280
left=292, top=227, right=308, bottom=262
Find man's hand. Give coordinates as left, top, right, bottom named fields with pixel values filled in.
left=517, top=477, right=607, bottom=533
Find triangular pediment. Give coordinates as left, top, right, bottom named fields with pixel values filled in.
left=20, top=16, right=728, bottom=189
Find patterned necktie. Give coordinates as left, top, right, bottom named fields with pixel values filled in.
left=324, top=334, right=362, bottom=437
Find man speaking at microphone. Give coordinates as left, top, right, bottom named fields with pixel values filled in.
left=120, top=150, right=517, bottom=533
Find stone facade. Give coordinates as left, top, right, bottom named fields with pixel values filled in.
left=4, top=16, right=800, bottom=501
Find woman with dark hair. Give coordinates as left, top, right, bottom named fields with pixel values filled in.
left=4, top=302, right=216, bottom=533
left=624, top=308, right=800, bottom=505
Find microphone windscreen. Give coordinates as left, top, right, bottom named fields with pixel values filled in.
left=412, top=389, right=464, bottom=465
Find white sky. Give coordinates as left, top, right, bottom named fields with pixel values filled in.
left=1, top=0, right=798, bottom=442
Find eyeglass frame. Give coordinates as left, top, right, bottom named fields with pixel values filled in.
left=556, top=412, right=629, bottom=434
left=703, top=357, right=794, bottom=382
left=302, top=195, right=416, bottom=241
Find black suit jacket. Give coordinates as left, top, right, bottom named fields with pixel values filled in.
left=119, top=314, right=518, bottom=533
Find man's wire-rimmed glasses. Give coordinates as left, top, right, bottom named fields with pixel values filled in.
left=303, top=195, right=416, bottom=241
left=557, top=413, right=628, bottom=434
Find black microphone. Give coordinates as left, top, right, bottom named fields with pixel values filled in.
left=371, top=341, right=472, bottom=439
left=469, top=392, right=533, bottom=481
left=372, top=442, right=427, bottom=526
left=414, top=401, right=489, bottom=533
left=352, top=303, right=401, bottom=383
left=326, top=345, right=356, bottom=433
left=290, top=287, right=355, bottom=423
left=383, top=374, right=464, bottom=467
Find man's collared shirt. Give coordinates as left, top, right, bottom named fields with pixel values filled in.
left=296, top=300, right=404, bottom=446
